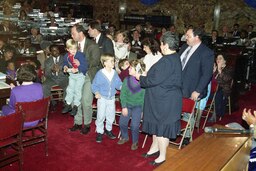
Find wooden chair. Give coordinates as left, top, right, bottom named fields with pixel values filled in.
left=227, top=79, right=233, bottom=115
left=16, top=97, right=50, bottom=156
left=0, top=111, right=24, bottom=170
left=202, top=82, right=219, bottom=129
left=169, top=98, right=196, bottom=149
left=50, top=85, right=64, bottom=101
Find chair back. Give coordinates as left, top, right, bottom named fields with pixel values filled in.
left=0, top=111, right=24, bottom=170
left=182, top=98, right=196, bottom=114
left=210, top=81, right=218, bottom=94
left=0, top=111, right=23, bottom=141
left=16, top=97, right=50, bottom=123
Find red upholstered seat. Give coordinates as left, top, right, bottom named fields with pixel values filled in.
left=0, top=111, right=24, bottom=170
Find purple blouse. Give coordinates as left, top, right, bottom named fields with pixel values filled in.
left=2, top=83, right=43, bottom=127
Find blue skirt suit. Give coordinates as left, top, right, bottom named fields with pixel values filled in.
left=139, top=53, right=182, bottom=139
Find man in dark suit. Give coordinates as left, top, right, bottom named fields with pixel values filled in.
left=179, top=27, right=214, bottom=144
left=69, top=24, right=101, bottom=135
left=88, top=20, right=114, bottom=55
left=43, top=45, right=68, bottom=106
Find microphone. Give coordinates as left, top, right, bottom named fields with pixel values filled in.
left=204, top=127, right=252, bottom=134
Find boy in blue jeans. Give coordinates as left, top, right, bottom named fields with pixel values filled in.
left=92, top=53, right=122, bottom=143
left=118, top=59, right=145, bottom=150
left=62, top=39, right=88, bottom=116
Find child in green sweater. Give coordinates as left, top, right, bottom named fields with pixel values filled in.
left=117, top=59, right=146, bottom=150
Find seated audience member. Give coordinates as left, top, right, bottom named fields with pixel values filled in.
left=0, top=39, right=5, bottom=58
left=19, top=9, right=29, bottom=20
left=130, top=30, right=145, bottom=58
left=118, top=59, right=146, bottom=150
left=214, top=53, right=233, bottom=120
left=155, top=27, right=167, bottom=41
left=62, top=39, right=87, bottom=116
left=141, top=37, right=162, bottom=72
left=247, top=24, right=256, bottom=39
left=118, top=58, right=130, bottom=82
left=221, top=25, right=231, bottom=39
left=231, top=23, right=240, bottom=38
left=113, top=30, right=129, bottom=72
left=169, top=24, right=179, bottom=40
left=133, top=24, right=145, bottom=40
left=0, top=45, right=16, bottom=73
left=48, top=17, right=58, bottom=27
left=207, top=30, right=222, bottom=47
left=6, top=61, right=16, bottom=81
left=30, top=27, right=43, bottom=44
left=43, top=45, right=68, bottom=106
left=0, top=20, right=11, bottom=32
left=144, top=22, right=155, bottom=38
left=108, top=24, right=116, bottom=38
left=1, top=64, right=43, bottom=127
left=233, top=30, right=251, bottom=47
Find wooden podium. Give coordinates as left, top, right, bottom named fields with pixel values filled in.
left=156, top=131, right=251, bottom=171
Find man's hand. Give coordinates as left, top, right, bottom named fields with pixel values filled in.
left=191, top=91, right=200, bottom=101
left=95, top=93, right=101, bottom=99
left=74, top=59, right=80, bottom=67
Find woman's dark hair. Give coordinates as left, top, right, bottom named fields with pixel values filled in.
left=216, top=53, right=229, bottom=62
left=141, top=37, right=160, bottom=55
left=17, top=64, right=37, bottom=82
left=160, top=31, right=179, bottom=50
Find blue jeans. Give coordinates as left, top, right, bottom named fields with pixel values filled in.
left=65, top=73, right=85, bottom=106
left=119, top=106, right=142, bottom=144
left=95, top=97, right=115, bottom=134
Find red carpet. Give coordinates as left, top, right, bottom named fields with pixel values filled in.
left=2, top=84, right=256, bottom=171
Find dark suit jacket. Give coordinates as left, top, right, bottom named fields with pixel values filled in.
left=178, top=43, right=214, bottom=99
left=97, top=33, right=114, bottom=56
left=82, top=38, right=101, bottom=81
left=44, top=55, right=68, bottom=85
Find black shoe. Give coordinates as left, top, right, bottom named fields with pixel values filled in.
left=182, top=137, right=190, bottom=146
left=80, top=126, right=90, bottom=135
left=62, top=104, right=72, bottom=114
left=70, top=105, right=78, bottom=116
left=105, top=130, right=116, bottom=139
left=96, top=133, right=103, bottom=143
left=69, top=124, right=82, bottom=132
left=142, top=151, right=160, bottom=158
left=149, top=160, right=165, bottom=166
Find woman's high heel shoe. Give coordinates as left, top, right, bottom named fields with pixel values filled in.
left=142, top=151, right=160, bottom=158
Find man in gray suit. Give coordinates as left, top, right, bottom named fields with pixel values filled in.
left=43, top=45, right=68, bottom=105
left=69, top=24, right=101, bottom=135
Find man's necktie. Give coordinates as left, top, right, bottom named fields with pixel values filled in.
left=78, top=43, right=81, bottom=51
left=182, top=46, right=191, bottom=69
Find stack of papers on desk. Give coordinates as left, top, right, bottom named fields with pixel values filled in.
left=0, top=82, right=11, bottom=89
left=0, top=72, right=6, bottom=81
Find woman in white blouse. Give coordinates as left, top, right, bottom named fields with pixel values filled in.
left=142, top=37, right=162, bottom=72
left=113, top=30, right=129, bottom=73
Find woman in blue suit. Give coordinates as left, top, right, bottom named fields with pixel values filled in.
left=136, top=31, right=182, bottom=166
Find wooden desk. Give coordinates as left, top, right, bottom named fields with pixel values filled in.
left=156, top=133, right=251, bottom=171
left=0, top=82, right=11, bottom=108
